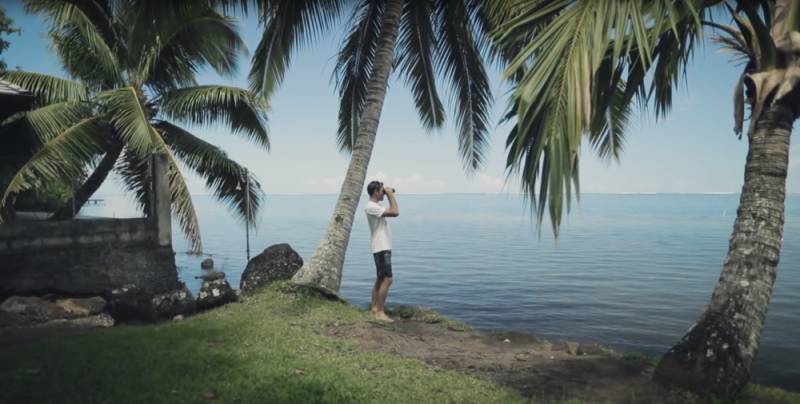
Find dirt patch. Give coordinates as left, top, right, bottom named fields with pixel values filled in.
left=327, top=309, right=688, bottom=403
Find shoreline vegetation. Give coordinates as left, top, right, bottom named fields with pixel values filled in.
left=1, top=282, right=797, bottom=404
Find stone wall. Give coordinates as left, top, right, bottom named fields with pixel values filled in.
left=0, top=218, right=180, bottom=298
left=0, top=154, right=179, bottom=300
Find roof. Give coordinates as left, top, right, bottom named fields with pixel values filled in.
left=0, top=78, right=33, bottom=97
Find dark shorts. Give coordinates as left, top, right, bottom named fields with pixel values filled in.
left=373, top=250, right=393, bottom=279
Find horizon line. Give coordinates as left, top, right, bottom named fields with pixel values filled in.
left=94, top=192, right=800, bottom=197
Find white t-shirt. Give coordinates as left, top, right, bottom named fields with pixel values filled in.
left=365, top=200, right=392, bottom=253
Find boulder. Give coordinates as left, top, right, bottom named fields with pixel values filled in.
left=0, top=295, right=107, bottom=326
left=110, top=284, right=199, bottom=323
left=240, top=243, right=303, bottom=293
left=201, top=258, right=214, bottom=270
left=152, top=284, right=195, bottom=319
left=108, top=285, right=158, bottom=323
left=197, top=278, right=237, bottom=310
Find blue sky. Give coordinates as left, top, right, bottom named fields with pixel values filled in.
left=2, top=3, right=798, bottom=195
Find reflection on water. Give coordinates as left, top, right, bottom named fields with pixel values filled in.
left=83, top=193, right=800, bottom=390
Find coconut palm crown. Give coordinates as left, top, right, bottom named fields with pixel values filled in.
left=491, top=0, right=799, bottom=396
left=0, top=0, right=270, bottom=253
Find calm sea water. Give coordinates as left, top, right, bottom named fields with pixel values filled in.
left=84, top=193, right=799, bottom=390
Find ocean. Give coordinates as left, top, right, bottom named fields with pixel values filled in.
left=85, top=193, right=799, bottom=390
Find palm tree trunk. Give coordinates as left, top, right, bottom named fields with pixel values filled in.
left=653, top=102, right=795, bottom=396
left=50, top=141, right=124, bottom=220
left=291, top=0, right=404, bottom=296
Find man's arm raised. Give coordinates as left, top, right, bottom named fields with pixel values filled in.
left=383, top=187, right=399, bottom=217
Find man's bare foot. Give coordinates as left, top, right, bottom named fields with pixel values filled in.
left=373, top=311, right=394, bottom=323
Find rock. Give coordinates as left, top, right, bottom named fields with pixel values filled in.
left=197, top=279, right=237, bottom=310
left=41, top=313, right=115, bottom=328
left=173, top=314, right=184, bottom=321
left=108, top=285, right=158, bottom=323
left=515, top=353, right=531, bottom=361
left=55, top=296, right=107, bottom=317
left=0, top=295, right=107, bottom=326
left=240, top=243, right=303, bottom=293
left=553, top=341, right=579, bottom=355
left=201, top=258, right=214, bottom=270
left=577, top=343, right=607, bottom=356
left=194, top=271, right=225, bottom=282
left=151, top=284, right=195, bottom=319
left=110, top=284, right=198, bottom=323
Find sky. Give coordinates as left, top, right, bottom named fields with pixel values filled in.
left=2, top=2, right=798, bottom=195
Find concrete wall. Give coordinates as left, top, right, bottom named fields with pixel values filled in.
left=0, top=218, right=180, bottom=298
left=0, top=154, right=179, bottom=298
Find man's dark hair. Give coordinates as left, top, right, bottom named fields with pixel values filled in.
left=366, top=180, right=382, bottom=197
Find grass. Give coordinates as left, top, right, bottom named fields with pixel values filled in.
left=1, top=282, right=798, bottom=404
left=385, top=305, right=472, bottom=331
left=0, top=282, right=522, bottom=404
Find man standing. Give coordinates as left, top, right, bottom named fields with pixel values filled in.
left=365, top=180, right=398, bottom=322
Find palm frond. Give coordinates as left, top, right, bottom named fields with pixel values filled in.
left=434, top=0, right=492, bottom=172
left=164, top=149, right=203, bottom=254
left=155, top=120, right=262, bottom=226
left=132, top=6, right=246, bottom=91
left=23, top=101, right=93, bottom=143
left=48, top=20, right=121, bottom=87
left=116, top=146, right=153, bottom=216
left=0, top=71, right=88, bottom=104
left=493, top=0, right=702, bottom=235
left=249, top=0, right=346, bottom=98
left=157, top=85, right=270, bottom=149
left=96, top=87, right=161, bottom=157
left=117, top=142, right=202, bottom=253
left=333, top=0, right=384, bottom=152
left=26, top=0, right=121, bottom=85
left=1, top=117, right=107, bottom=207
left=398, top=0, right=445, bottom=133
left=24, top=0, right=118, bottom=45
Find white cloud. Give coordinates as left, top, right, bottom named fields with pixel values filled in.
left=300, top=176, right=343, bottom=193
left=365, top=171, right=446, bottom=194
left=473, top=173, right=506, bottom=193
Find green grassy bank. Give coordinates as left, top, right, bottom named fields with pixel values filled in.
left=0, top=284, right=521, bottom=404
left=0, top=283, right=797, bottom=404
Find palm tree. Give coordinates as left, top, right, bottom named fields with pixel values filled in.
left=226, top=0, right=493, bottom=295
left=491, top=0, right=798, bottom=396
left=0, top=0, right=269, bottom=252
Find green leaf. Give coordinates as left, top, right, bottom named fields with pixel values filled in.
left=155, top=120, right=262, bottom=227
left=1, top=117, right=106, bottom=206
left=398, top=0, right=445, bottom=133
left=333, top=0, right=384, bottom=152
left=435, top=0, right=493, bottom=172
left=249, top=0, right=347, bottom=98
left=96, top=87, right=161, bottom=157
left=493, top=0, right=704, bottom=235
left=157, top=85, right=270, bottom=149
left=132, top=6, right=246, bottom=91
left=23, top=101, right=92, bottom=143
left=0, top=70, right=87, bottom=104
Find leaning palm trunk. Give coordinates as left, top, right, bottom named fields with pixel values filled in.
left=291, top=0, right=404, bottom=296
left=51, top=141, right=123, bottom=220
left=654, top=102, right=795, bottom=395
